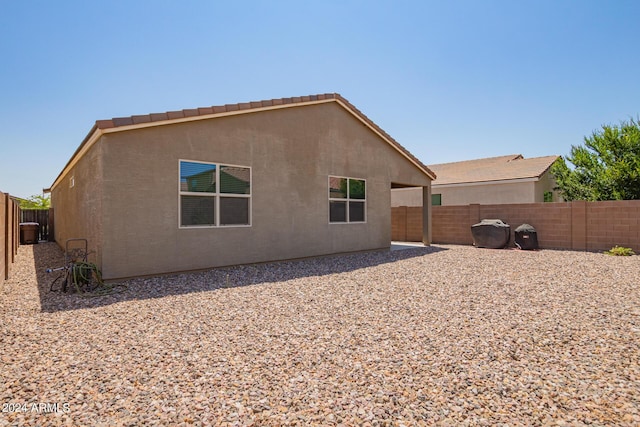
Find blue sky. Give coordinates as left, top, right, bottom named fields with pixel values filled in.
left=1, top=0, right=639, bottom=198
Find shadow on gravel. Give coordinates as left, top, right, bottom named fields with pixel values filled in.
left=33, top=242, right=447, bottom=313
left=32, top=242, right=67, bottom=312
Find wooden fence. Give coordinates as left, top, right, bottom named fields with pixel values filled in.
left=393, top=200, right=640, bottom=252
left=1, top=191, right=20, bottom=280
left=20, top=209, right=54, bottom=242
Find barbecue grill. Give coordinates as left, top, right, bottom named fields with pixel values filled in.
left=471, top=219, right=510, bottom=249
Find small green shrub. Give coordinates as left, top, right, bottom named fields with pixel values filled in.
left=604, top=246, right=635, bottom=256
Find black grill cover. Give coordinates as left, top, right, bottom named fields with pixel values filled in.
left=515, top=223, right=538, bottom=250
left=471, top=219, right=510, bottom=249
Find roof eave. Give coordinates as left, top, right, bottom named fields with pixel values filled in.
left=433, top=176, right=541, bottom=188
left=49, top=124, right=102, bottom=192
left=49, top=94, right=435, bottom=190
left=332, top=96, right=436, bottom=180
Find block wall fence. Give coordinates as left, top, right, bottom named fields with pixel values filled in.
left=392, top=200, right=640, bottom=253
left=1, top=191, right=20, bottom=281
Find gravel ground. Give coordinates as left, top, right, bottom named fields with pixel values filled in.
left=1, top=242, right=639, bottom=426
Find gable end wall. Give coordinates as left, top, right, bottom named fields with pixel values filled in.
left=98, top=102, right=430, bottom=279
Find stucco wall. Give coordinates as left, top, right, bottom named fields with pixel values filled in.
left=390, top=187, right=423, bottom=207
left=51, top=141, right=104, bottom=266
left=534, top=170, right=560, bottom=202
left=392, top=179, right=551, bottom=207
left=96, top=102, right=430, bottom=278
left=436, top=181, right=536, bottom=206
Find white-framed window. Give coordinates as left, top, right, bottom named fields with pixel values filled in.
left=328, top=176, right=366, bottom=223
left=179, top=160, right=251, bottom=228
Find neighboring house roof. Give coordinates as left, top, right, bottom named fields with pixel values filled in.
left=429, top=154, right=559, bottom=186
left=48, top=93, right=435, bottom=191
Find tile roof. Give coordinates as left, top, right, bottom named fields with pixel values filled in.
left=429, top=154, right=559, bottom=185
left=94, top=94, right=344, bottom=130
left=50, top=94, right=434, bottom=191
left=101, top=93, right=434, bottom=178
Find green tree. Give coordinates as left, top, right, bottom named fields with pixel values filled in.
left=19, top=194, right=50, bottom=209
left=552, top=118, right=640, bottom=201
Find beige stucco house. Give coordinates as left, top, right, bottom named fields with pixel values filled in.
left=391, top=154, right=559, bottom=207
left=48, top=94, right=435, bottom=279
